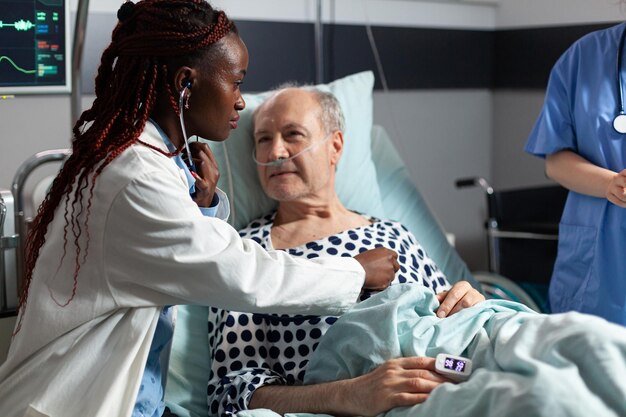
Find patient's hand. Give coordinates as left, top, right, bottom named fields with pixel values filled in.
left=354, top=247, right=400, bottom=290
left=189, top=141, right=219, bottom=207
left=249, top=357, right=449, bottom=415
left=338, top=357, right=451, bottom=416
left=435, top=281, right=485, bottom=318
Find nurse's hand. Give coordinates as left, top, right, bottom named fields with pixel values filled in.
left=435, top=281, right=485, bottom=318
left=354, top=247, right=400, bottom=290
left=190, top=142, right=219, bottom=208
left=606, top=169, right=626, bottom=208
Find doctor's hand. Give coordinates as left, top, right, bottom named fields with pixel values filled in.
left=435, top=281, right=485, bottom=318
left=189, top=141, right=220, bottom=208
left=354, top=247, right=400, bottom=290
left=606, top=169, right=626, bottom=208
left=336, top=357, right=451, bottom=416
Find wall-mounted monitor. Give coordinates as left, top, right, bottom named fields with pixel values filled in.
left=0, top=0, right=71, bottom=95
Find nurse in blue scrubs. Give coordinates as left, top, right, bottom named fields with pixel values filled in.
left=526, top=22, right=626, bottom=325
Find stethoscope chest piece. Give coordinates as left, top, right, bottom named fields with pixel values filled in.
left=614, top=113, right=626, bottom=134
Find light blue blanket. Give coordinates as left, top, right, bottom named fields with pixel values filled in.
left=239, top=284, right=626, bottom=417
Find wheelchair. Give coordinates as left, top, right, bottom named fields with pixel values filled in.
left=456, top=177, right=568, bottom=313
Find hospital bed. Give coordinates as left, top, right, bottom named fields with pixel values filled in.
left=163, top=89, right=626, bottom=417
left=162, top=72, right=547, bottom=417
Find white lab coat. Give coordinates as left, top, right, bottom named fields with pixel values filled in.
left=0, top=122, right=364, bottom=417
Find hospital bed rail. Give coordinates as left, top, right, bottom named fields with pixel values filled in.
left=0, top=194, right=18, bottom=314
left=0, top=149, right=71, bottom=315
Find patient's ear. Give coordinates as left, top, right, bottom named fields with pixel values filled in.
left=330, top=131, right=344, bottom=166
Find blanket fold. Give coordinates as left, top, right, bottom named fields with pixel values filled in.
left=243, top=285, right=626, bottom=416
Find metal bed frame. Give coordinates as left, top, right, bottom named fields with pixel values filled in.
left=0, top=150, right=70, bottom=315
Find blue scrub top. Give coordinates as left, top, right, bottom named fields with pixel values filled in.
left=526, top=22, right=626, bottom=325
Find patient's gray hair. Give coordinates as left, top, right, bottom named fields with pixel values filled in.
left=253, top=83, right=345, bottom=135
left=309, top=88, right=345, bottom=135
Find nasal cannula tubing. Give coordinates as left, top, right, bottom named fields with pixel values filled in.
left=252, top=132, right=333, bottom=167
left=178, top=86, right=196, bottom=172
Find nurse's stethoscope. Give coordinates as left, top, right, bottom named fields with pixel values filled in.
left=614, top=25, right=626, bottom=133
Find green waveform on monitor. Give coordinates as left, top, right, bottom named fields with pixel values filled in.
left=0, top=19, right=36, bottom=31
left=0, top=56, right=36, bottom=74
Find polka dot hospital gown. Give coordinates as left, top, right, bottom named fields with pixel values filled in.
left=207, top=212, right=451, bottom=415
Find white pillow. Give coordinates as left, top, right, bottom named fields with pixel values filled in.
left=203, top=71, right=385, bottom=229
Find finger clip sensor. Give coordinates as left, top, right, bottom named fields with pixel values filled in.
left=435, top=353, right=472, bottom=381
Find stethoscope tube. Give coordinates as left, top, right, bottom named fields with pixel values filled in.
left=614, top=25, right=626, bottom=134
left=178, top=85, right=196, bottom=172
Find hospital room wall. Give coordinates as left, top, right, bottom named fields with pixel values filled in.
left=372, top=90, right=493, bottom=273
left=491, top=0, right=626, bottom=191
left=496, top=0, right=623, bottom=29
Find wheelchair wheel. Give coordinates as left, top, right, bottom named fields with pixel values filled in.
left=472, top=271, right=543, bottom=313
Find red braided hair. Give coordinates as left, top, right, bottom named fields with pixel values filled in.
left=16, top=0, right=236, bottom=331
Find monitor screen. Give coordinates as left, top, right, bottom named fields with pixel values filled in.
left=0, top=0, right=71, bottom=95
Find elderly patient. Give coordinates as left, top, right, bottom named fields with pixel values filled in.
left=206, top=87, right=484, bottom=416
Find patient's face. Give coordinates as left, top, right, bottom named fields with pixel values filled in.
left=253, top=89, right=336, bottom=202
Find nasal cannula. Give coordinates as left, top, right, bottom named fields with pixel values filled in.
left=252, top=132, right=333, bottom=167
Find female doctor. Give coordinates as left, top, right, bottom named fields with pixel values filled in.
left=0, top=1, right=399, bottom=417
left=526, top=22, right=626, bottom=326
